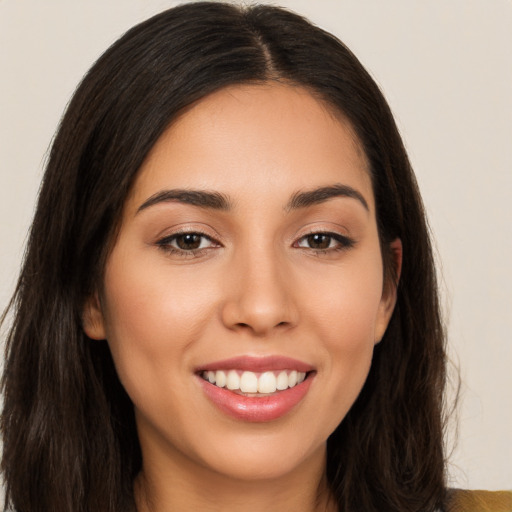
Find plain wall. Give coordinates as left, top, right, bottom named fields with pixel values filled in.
left=1, top=0, right=511, bottom=491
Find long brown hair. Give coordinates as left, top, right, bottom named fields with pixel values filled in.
left=1, top=3, right=447, bottom=511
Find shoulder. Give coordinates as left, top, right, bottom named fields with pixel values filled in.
left=444, top=489, right=512, bottom=512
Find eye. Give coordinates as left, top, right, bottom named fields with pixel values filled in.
left=156, top=231, right=220, bottom=255
left=295, top=232, right=355, bottom=252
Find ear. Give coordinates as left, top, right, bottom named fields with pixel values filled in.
left=82, top=292, right=107, bottom=340
left=374, top=238, right=402, bottom=344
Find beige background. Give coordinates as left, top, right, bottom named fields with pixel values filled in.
left=1, top=0, right=511, bottom=491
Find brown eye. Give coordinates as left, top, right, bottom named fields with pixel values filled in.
left=175, top=233, right=203, bottom=250
left=305, top=233, right=332, bottom=249
left=156, top=232, right=218, bottom=254
left=295, top=232, right=355, bottom=252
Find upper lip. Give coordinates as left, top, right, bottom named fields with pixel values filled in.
left=196, top=355, right=314, bottom=373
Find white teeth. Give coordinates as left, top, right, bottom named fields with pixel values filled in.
left=258, top=371, right=277, bottom=393
left=215, top=370, right=226, bottom=388
left=240, top=371, right=258, bottom=393
left=276, top=371, right=289, bottom=390
left=226, top=370, right=240, bottom=390
left=202, top=369, right=308, bottom=393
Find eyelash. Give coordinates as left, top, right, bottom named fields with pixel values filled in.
left=293, top=231, right=355, bottom=254
left=156, top=230, right=219, bottom=258
left=155, top=230, right=355, bottom=257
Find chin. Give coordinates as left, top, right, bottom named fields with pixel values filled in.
left=188, top=424, right=328, bottom=483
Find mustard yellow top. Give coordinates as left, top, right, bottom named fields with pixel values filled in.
left=445, top=489, right=512, bottom=512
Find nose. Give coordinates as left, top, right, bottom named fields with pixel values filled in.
left=220, top=246, right=298, bottom=337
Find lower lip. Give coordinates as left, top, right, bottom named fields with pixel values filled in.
left=198, top=374, right=314, bottom=422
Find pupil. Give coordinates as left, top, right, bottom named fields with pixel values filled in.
left=177, top=234, right=201, bottom=250
left=308, top=234, right=330, bottom=249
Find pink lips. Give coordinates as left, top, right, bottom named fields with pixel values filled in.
left=196, top=356, right=315, bottom=422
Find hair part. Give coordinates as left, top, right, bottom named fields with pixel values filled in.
left=1, top=3, right=447, bottom=511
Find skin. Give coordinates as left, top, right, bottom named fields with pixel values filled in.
left=84, top=83, right=401, bottom=512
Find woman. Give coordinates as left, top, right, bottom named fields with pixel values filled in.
left=1, top=2, right=510, bottom=511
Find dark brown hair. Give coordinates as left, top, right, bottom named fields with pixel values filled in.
left=1, top=3, right=447, bottom=511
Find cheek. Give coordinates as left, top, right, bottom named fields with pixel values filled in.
left=305, top=252, right=384, bottom=349
left=100, top=251, right=220, bottom=394
left=299, top=251, right=384, bottom=416
left=318, top=288, right=377, bottom=389
left=313, top=310, right=377, bottom=434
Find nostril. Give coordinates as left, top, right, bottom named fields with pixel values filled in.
left=236, top=320, right=290, bottom=330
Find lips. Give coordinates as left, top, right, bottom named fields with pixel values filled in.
left=198, top=355, right=314, bottom=373
left=196, top=356, right=315, bottom=422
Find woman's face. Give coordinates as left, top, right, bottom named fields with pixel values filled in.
left=84, top=83, right=398, bottom=483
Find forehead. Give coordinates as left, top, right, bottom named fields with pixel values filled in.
left=127, top=83, right=373, bottom=213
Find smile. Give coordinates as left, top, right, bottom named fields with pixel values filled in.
left=196, top=356, right=315, bottom=422
left=201, top=369, right=307, bottom=395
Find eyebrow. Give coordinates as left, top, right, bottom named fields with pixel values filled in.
left=286, top=184, right=369, bottom=212
left=137, top=189, right=232, bottom=213
left=136, top=183, right=369, bottom=215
